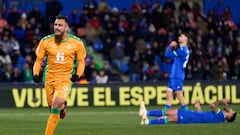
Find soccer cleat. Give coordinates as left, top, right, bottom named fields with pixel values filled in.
left=139, top=101, right=148, bottom=125
left=139, top=101, right=146, bottom=117
left=141, top=116, right=149, bottom=125
left=60, top=107, right=66, bottom=119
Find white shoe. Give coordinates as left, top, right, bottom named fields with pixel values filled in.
left=139, top=101, right=146, bottom=116
left=139, top=101, right=148, bottom=125
left=140, top=116, right=149, bottom=125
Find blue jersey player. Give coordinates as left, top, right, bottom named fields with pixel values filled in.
left=139, top=99, right=236, bottom=125
left=164, top=33, right=190, bottom=110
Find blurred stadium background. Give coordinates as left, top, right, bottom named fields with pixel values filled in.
left=0, top=0, right=240, bottom=84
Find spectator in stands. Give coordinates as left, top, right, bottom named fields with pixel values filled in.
left=11, top=66, right=24, bottom=83
left=110, top=37, right=125, bottom=72
left=151, top=0, right=163, bottom=30
left=0, top=43, right=12, bottom=66
left=124, top=35, right=135, bottom=58
left=128, top=54, right=141, bottom=82
left=1, top=63, right=12, bottom=82
left=45, top=0, right=62, bottom=23
left=151, top=0, right=162, bottom=13
left=196, top=16, right=208, bottom=34
left=191, top=0, right=202, bottom=21
left=223, top=6, right=232, bottom=23
left=6, top=5, right=21, bottom=27
left=140, top=0, right=151, bottom=18
left=84, top=56, right=96, bottom=82
left=108, top=66, right=122, bottom=82
left=8, top=36, right=21, bottom=65
left=178, top=7, right=190, bottom=30
left=17, top=13, right=29, bottom=30
left=27, top=5, right=44, bottom=26
left=185, top=64, right=193, bottom=80
left=179, top=0, right=191, bottom=12
left=23, top=55, right=33, bottom=83
left=144, top=44, right=155, bottom=66
left=0, top=0, right=6, bottom=17
left=141, top=61, right=152, bottom=81
left=98, top=0, right=110, bottom=13
left=163, top=0, right=175, bottom=15
left=69, top=9, right=79, bottom=27
left=0, top=28, right=13, bottom=54
left=96, top=69, right=108, bottom=84
left=150, top=40, right=161, bottom=57
left=85, top=22, right=98, bottom=45
left=0, top=14, right=7, bottom=34
left=219, top=57, right=230, bottom=80
left=154, top=28, right=168, bottom=48
left=131, top=0, right=142, bottom=21
left=79, top=9, right=89, bottom=27
left=102, top=61, right=112, bottom=76
left=89, top=70, right=97, bottom=83
left=89, top=15, right=101, bottom=30
left=232, top=57, right=240, bottom=80
left=150, top=62, right=162, bottom=81
left=192, top=61, right=205, bottom=80
left=83, top=0, right=98, bottom=18
left=101, top=36, right=113, bottom=60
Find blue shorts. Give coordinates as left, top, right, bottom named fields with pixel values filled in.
left=177, top=110, right=193, bottom=124
left=167, top=78, right=183, bottom=91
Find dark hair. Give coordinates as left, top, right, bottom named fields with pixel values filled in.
left=181, top=32, right=190, bottom=40
left=55, top=15, right=69, bottom=24
left=227, top=112, right=237, bottom=122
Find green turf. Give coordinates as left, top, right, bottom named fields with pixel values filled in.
left=0, top=105, right=239, bottom=135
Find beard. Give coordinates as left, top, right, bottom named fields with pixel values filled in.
left=54, top=29, right=64, bottom=42
left=55, top=34, right=62, bottom=42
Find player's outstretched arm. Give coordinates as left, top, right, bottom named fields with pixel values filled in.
left=210, top=98, right=230, bottom=113
left=194, top=100, right=202, bottom=112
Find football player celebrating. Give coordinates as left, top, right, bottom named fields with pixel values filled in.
left=33, top=15, right=86, bottom=135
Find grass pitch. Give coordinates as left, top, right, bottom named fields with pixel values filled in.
left=0, top=105, right=239, bottom=135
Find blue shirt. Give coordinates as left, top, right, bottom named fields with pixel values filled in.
left=177, top=109, right=225, bottom=124
left=164, top=45, right=189, bottom=80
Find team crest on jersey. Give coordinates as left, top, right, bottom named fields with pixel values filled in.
left=63, top=85, right=69, bottom=92
left=66, top=44, right=72, bottom=49
left=52, top=44, right=56, bottom=49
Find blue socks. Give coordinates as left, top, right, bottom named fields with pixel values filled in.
left=180, top=105, right=188, bottom=111
left=149, top=117, right=169, bottom=124
left=164, top=104, right=188, bottom=111
left=146, top=109, right=168, bottom=125
left=147, top=110, right=166, bottom=117
left=164, top=104, right=171, bottom=110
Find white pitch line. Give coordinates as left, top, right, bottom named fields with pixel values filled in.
left=0, top=111, right=137, bottom=117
